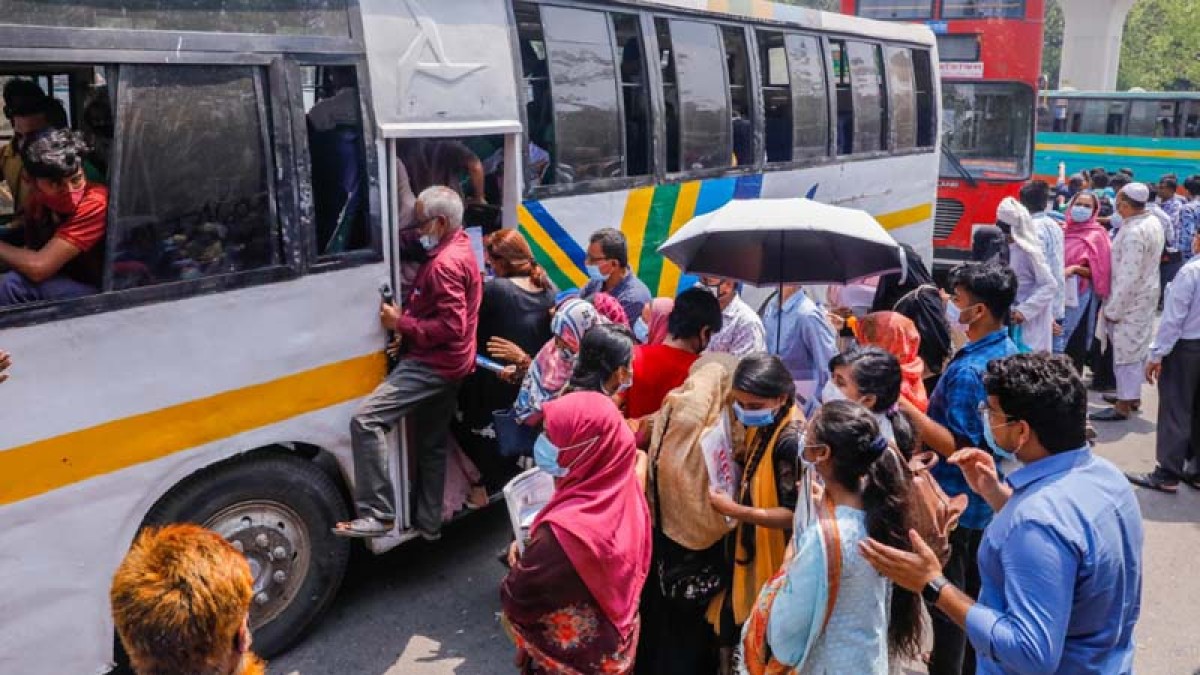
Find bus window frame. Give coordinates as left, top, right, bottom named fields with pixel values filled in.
left=658, top=16, right=735, bottom=180
left=0, top=32, right=378, bottom=331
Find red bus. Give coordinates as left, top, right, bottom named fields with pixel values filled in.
left=841, top=0, right=1043, bottom=269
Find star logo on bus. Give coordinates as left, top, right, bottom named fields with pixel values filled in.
left=398, top=0, right=486, bottom=88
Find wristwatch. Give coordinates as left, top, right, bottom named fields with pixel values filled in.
left=922, top=575, right=950, bottom=605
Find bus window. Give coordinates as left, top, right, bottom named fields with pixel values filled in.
left=1185, top=102, right=1200, bottom=138
left=613, top=13, right=651, bottom=178
left=655, top=18, right=681, bottom=173
left=846, top=41, right=886, bottom=153
left=1156, top=101, right=1179, bottom=138
left=540, top=5, right=623, bottom=184
left=1072, top=99, right=1107, bottom=134
left=111, top=65, right=274, bottom=291
left=786, top=33, right=829, bottom=159
left=1106, top=100, right=1128, bottom=135
left=942, top=0, right=1025, bottom=19
left=303, top=66, right=368, bottom=256
left=722, top=26, right=754, bottom=167
left=757, top=30, right=792, bottom=163
left=1127, top=100, right=1157, bottom=138
left=912, top=49, right=936, bottom=147
left=830, top=40, right=853, bottom=155
left=885, top=46, right=917, bottom=150
left=658, top=18, right=733, bottom=173
left=514, top=4, right=554, bottom=184
left=855, top=0, right=934, bottom=19
left=0, top=1, right=352, bottom=37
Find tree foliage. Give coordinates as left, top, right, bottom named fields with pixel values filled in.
left=1117, top=0, right=1200, bottom=91
left=776, top=0, right=841, bottom=10
left=1042, top=0, right=1064, bottom=89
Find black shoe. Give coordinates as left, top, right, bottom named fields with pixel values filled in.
left=1182, top=473, right=1200, bottom=491
left=1101, top=394, right=1141, bottom=410
left=1126, top=468, right=1179, bottom=494
left=1089, top=407, right=1129, bottom=422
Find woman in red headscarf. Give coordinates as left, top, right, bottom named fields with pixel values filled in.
left=854, top=311, right=929, bottom=412
left=501, top=325, right=652, bottom=674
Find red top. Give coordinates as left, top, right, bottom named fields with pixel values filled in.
left=395, top=228, right=482, bottom=381
left=26, top=183, right=108, bottom=288
left=625, top=343, right=699, bottom=419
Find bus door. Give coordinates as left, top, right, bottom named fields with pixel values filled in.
left=359, top=0, right=523, bottom=553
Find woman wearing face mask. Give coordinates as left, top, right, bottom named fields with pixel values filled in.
left=500, top=327, right=651, bottom=674
left=634, top=297, right=674, bottom=345
left=1056, top=192, right=1113, bottom=373
left=893, top=285, right=955, bottom=392
left=706, top=354, right=803, bottom=673
left=825, top=348, right=918, bottom=454
left=511, top=298, right=602, bottom=427
left=741, top=400, right=922, bottom=674
left=997, top=197, right=1059, bottom=353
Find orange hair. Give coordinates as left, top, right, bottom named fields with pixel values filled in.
left=485, top=229, right=551, bottom=290
left=110, top=524, right=257, bottom=675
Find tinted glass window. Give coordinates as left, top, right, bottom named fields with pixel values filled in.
left=758, top=30, right=792, bottom=163
left=935, top=35, right=981, bottom=62
left=846, top=41, right=885, bottom=153
left=723, top=27, right=754, bottom=167
left=941, top=81, right=1033, bottom=179
left=112, top=65, right=274, bottom=290
left=0, top=0, right=350, bottom=36
left=613, top=13, right=651, bottom=178
left=942, top=0, right=1025, bottom=19
left=830, top=40, right=853, bottom=155
left=303, top=66, right=368, bottom=256
left=785, top=34, right=828, bottom=159
left=886, top=46, right=917, bottom=150
left=912, top=49, right=936, bottom=146
left=541, top=6, right=623, bottom=184
left=667, top=19, right=732, bottom=172
left=1126, top=100, right=1157, bottom=137
left=856, top=0, right=933, bottom=19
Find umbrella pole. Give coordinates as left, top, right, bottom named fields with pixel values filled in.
left=777, top=230, right=784, bottom=352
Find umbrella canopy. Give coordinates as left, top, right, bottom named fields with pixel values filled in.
left=657, top=198, right=904, bottom=286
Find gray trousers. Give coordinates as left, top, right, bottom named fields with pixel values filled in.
left=1157, top=340, right=1200, bottom=477
left=349, top=359, right=460, bottom=532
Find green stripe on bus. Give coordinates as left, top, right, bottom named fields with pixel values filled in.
left=637, top=183, right=682, bottom=295
left=519, top=223, right=575, bottom=291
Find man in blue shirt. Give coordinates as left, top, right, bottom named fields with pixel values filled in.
left=580, top=227, right=651, bottom=325
left=762, top=284, right=838, bottom=410
left=897, top=262, right=1019, bottom=675
left=863, top=353, right=1144, bottom=675
left=1127, top=227, right=1200, bottom=493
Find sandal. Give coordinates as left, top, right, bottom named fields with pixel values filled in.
left=1089, top=407, right=1129, bottom=422
left=332, top=516, right=395, bottom=538
left=1101, top=394, right=1140, bottom=410
left=466, top=483, right=489, bottom=511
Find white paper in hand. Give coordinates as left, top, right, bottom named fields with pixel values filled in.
left=700, top=415, right=740, bottom=498
left=503, top=468, right=555, bottom=553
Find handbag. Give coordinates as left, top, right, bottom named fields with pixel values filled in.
left=740, top=496, right=843, bottom=675
left=491, top=408, right=538, bottom=458
left=905, top=450, right=968, bottom=567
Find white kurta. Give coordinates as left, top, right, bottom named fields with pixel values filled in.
left=1010, top=244, right=1058, bottom=352
left=1100, top=212, right=1165, bottom=365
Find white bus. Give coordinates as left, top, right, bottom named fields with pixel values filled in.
left=0, top=1, right=939, bottom=672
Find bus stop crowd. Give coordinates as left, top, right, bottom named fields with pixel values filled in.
left=7, top=160, right=1197, bottom=674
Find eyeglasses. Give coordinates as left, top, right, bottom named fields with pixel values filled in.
left=977, top=402, right=1017, bottom=428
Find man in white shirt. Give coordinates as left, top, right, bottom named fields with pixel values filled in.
left=697, top=276, right=766, bottom=357
left=1020, top=181, right=1066, bottom=327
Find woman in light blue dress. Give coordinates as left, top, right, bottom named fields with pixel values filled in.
left=739, top=400, right=923, bottom=674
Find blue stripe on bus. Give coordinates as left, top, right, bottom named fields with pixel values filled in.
left=522, top=201, right=589, bottom=275
left=734, top=173, right=764, bottom=200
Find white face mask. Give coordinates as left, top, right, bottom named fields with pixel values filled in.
left=821, top=379, right=847, bottom=403
left=944, top=301, right=961, bottom=326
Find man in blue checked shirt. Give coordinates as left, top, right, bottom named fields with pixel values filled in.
left=1175, top=175, right=1200, bottom=263
left=863, top=353, right=1144, bottom=675
left=896, top=262, right=1019, bottom=675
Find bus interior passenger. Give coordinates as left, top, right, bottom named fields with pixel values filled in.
left=307, top=66, right=367, bottom=255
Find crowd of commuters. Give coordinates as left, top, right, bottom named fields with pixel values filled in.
left=100, top=162, right=1200, bottom=675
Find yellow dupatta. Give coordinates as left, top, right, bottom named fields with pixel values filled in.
left=708, top=404, right=799, bottom=630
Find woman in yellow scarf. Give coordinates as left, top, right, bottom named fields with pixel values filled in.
left=707, top=354, right=804, bottom=674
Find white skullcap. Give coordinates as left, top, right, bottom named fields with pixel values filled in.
left=1120, top=182, right=1150, bottom=203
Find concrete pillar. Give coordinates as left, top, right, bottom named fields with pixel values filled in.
left=1058, top=0, right=1137, bottom=91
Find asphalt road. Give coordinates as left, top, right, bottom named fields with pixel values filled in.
left=271, top=385, right=1200, bottom=675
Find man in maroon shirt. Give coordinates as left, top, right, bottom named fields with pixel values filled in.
left=336, top=186, right=482, bottom=540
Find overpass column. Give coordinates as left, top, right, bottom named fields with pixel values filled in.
left=1058, top=0, right=1137, bottom=91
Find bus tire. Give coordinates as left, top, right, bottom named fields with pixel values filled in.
left=141, top=451, right=351, bottom=658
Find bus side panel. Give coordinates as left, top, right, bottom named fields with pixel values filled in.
left=0, top=264, right=385, bottom=674
left=519, top=154, right=938, bottom=297
left=1034, top=131, right=1200, bottom=185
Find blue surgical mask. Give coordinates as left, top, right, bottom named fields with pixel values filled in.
left=733, top=401, right=776, bottom=427
left=1110, top=212, right=1124, bottom=229
left=586, top=264, right=606, bottom=281
left=944, top=301, right=961, bottom=326
left=821, top=379, right=847, bottom=404
left=981, top=414, right=1018, bottom=462
left=633, top=317, right=650, bottom=343
left=533, top=433, right=569, bottom=477
left=419, top=233, right=440, bottom=251
left=1069, top=206, right=1093, bottom=222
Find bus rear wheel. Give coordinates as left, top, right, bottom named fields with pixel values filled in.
left=141, top=451, right=351, bottom=657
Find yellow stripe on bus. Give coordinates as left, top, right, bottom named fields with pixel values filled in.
left=876, top=202, right=934, bottom=231
left=0, top=353, right=386, bottom=507
left=518, top=204, right=588, bottom=289
left=621, top=186, right=655, bottom=275
left=1035, top=143, right=1200, bottom=161
left=657, top=181, right=702, bottom=297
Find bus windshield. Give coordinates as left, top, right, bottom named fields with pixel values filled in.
left=855, top=0, right=933, bottom=19
left=941, top=0, right=1026, bottom=19
left=940, top=81, right=1033, bottom=180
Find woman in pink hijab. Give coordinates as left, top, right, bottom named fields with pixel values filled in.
left=1057, top=191, right=1113, bottom=372
left=501, top=325, right=651, bottom=674
left=636, top=297, right=674, bottom=345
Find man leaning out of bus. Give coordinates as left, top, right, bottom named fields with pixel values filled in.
left=111, top=523, right=266, bottom=675
left=0, top=128, right=107, bottom=306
